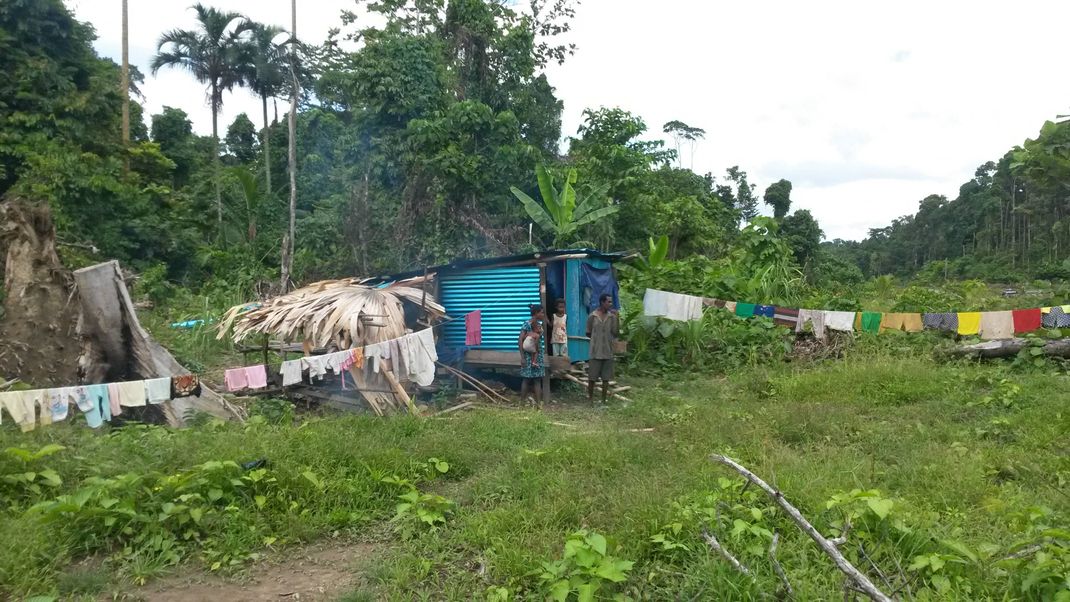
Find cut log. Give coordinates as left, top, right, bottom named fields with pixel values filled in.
left=945, top=338, right=1070, bottom=359
left=74, top=261, right=243, bottom=426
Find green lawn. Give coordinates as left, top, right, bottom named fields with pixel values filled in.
left=1, top=354, right=1067, bottom=600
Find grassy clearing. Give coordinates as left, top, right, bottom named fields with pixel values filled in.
left=1, top=354, right=1067, bottom=600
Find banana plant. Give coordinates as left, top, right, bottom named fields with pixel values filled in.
left=636, top=235, right=669, bottom=272
left=511, top=165, right=617, bottom=247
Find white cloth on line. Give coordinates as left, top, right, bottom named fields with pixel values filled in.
left=280, top=360, right=303, bottom=386
left=796, top=309, right=827, bottom=340
left=824, top=311, right=856, bottom=332
left=325, top=350, right=351, bottom=373
left=408, top=329, right=438, bottom=387
left=304, top=355, right=329, bottom=380
left=145, top=378, right=172, bottom=403
left=644, top=288, right=703, bottom=321
left=364, top=342, right=387, bottom=374
left=117, top=380, right=147, bottom=407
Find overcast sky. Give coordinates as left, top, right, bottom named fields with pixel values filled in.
left=67, top=0, right=1070, bottom=241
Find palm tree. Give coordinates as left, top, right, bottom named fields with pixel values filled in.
left=241, top=22, right=285, bottom=195
left=151, top=3, right=251, bottom=241
left=280, top=0, right=299, bottom=292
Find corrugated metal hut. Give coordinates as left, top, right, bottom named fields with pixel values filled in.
left=367, top=249, right=626, bottom=370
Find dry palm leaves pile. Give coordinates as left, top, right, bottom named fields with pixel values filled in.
left=217, top=279, right=446, bottom=348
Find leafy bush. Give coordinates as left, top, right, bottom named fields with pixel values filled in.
left=537, top=530, right=634, bottom=601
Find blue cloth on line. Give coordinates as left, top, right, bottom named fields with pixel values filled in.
left=754, top=304, right=775, bottom=318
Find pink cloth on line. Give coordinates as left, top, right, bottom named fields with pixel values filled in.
left=106, top=383, right=123, bottom=416
left=224, top=367, right=248, bottom=392
left=244, top=365, right=268, bottom=390
left=466, top=310, right=482, bottom=346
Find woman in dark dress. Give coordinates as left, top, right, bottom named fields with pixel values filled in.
left=518, top=304, right=546, bottom=402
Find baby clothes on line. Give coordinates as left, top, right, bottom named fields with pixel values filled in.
left=824, top=311, right=856, bottom=332
left=245, top=365, right=268, bottom=390
left=773, top=306, right=800, bottom=328
left=1012, top=308, right=1042, bottom=333
left=922, top=313, right=958, bottom=331
left=106, top=383, right=123, bottom=416
left=796, top=309, right=827, bottom=339
left=117, top=380, right=147, bottom=407
left=724, top=301, right=737, bottom=312
left=979, top=311, right=1014, bottom=340
left=754, top=304, right=775, bottom=318
left=145, top=378, right=172, bottom=403
left=280, top=359, right=303, bottom=386
left=704, top=298, right=727, bottom=309
left=71, top=386, right=102, bottom=428
left=86, top=384, right=112, bottom=426
left=171, top=375, right=201, bottom=398
left=880, top=313, right=923, bottom=333
left=957, top=312, right=981, bottom=335
left=224, top=367, right=248, bottom=391
left=48, top=388, right=71, bottom=422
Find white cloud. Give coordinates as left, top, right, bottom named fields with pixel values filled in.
left=67, top=0, right=1070, bottom=240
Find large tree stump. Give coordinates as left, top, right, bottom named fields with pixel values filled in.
left=0, top=198, right=84, bottom=386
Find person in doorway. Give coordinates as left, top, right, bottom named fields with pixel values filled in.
left=518, top=304, right=547, bottom=402
left=551, top=298, right=568, bottom=357
left=586, top=293, right=619, bottom=403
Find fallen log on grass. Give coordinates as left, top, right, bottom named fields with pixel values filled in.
left=709, top=454, right=893, bottom=602
left=945, top=338, right=1070, bottom=359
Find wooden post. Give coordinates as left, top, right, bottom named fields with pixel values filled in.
left=262, top=335, right=269, bottom=369
left=382, top=368, right=418, bottom=416
left=538, top=262, right=550, bottom=403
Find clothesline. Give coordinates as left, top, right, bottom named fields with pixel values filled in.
left=0, top=294, right=524, bottom=433
left=643, top=288, right=1070, bottom=340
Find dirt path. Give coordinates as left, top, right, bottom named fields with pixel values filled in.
left=123, top=541, right=377, bottom=601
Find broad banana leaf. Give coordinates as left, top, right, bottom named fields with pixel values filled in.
left=511, top=187, right=557, bottom=234
left=572, top=183, right=611, bottom=221
left=571, top=205, right=619, bottom=229
left=560, top=177, right=577, bottom=223
left=536, top=165, right=565, bottom=227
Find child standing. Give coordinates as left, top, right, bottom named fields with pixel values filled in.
left=551, top=298, right=568, bottom=356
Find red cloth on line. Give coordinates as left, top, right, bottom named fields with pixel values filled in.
left=465, top=310, right=482, bottom=346
left=1012, top=308, right=1042, bottom=333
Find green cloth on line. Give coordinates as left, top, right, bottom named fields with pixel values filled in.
left=860, top=311, right=882, bottom=333
left=735, top=302, right=756, bottom=318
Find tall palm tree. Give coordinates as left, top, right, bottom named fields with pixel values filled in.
left=280, top=0, right=299, bottom=292
left=242, top=22, right=285, bottom=195
left=151, top=3, right=251, bottom=241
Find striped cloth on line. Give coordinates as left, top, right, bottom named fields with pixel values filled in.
left=922, top=312, right=957, bottom=331
left=772, top=307, right=799, bottom=328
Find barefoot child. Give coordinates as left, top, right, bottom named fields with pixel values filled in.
left=551, top=298, right=568, bottom=356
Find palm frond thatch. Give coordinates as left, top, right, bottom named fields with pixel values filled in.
left=218, top=279, right=446, bottom=348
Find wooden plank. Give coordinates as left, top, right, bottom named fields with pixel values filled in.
left=464, top=349, right=523, bottom=366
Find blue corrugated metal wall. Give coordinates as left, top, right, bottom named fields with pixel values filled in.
left=439, top=266, right=541, bottom=350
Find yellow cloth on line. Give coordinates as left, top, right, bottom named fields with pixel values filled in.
left=957, top=312, right=981, bottom=335
left=879, top=312, right=923, bottom=333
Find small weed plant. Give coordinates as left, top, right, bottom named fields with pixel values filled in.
left=537, top=530, right=634, bottom=601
